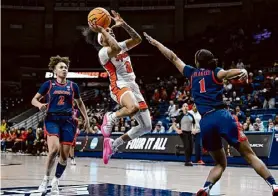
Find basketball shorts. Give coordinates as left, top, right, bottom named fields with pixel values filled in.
left=200, top=109, right=247, bottom=151
left=110, top=81, right=148, bottom=110
left=44, top=116, right=78, bottom=145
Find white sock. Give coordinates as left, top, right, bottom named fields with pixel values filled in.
left=111, top=112, right=117, bottom=120
left=43, top=175, right=50, bottom=181
left=52, top=176, right=59, bottom=181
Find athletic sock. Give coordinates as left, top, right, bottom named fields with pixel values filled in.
left=43, top=175, right=50, bottom=181
left=110, top=112, right=117, bottom=120
left=55, top=162, right=67, bottom=178
left=204, top=181, right=214, bottom=189
left=266, top=176, right=277, bottom=186
left=112, top=137, right=124, bottom=150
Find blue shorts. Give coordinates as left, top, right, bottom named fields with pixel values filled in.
left=200, top=109, right=247, bottom=151
left=44, top=116, right=78, bottom=145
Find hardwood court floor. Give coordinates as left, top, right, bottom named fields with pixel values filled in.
left=1, top=153, right=277, bottom=196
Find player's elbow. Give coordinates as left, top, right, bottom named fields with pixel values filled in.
left=170, top=54, right=178, bottom=63
left=134, top=36, right=142, bottom=44
left=31, top=98, right=36, bottom=106
left=111, top=44, right=121, bottom=54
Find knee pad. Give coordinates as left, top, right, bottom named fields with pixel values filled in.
left=127, top=111, right=152, bottom=139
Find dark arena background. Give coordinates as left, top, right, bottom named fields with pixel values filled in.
left=1, top=0, right=278, bottom=195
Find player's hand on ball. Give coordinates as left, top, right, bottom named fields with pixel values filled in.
left=111, top=10, right=126, bottom=28
left=88, top=20, right=104, bottom=33
left=143, top=32, right=157, bottom=46
left=39, top=103, right=48, bottom=111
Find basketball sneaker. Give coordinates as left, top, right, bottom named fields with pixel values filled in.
left=101, top=112, right=116, bottom=138
left=51, top=177, right=59, bottom=195
left=196, top=187, right=210, bottom=196
left=103, top=138, right=115, bottom=164
left=71, top=158, right=76, bottom=165
left=38, top=176, right=49, bottom=193
left=272, top=184, right=278, bottom=196
left=197, top=160, right=205, bottom=165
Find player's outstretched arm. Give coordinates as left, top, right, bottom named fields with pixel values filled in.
left=111, top=10, right=142, bottom=50
left=217, top=69, right=248, bottom=82
left=88, top=21, right=121, bottom=58
left=143, top=32, right=185, bottom=74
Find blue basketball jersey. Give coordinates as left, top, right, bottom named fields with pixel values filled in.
left=38, top=80, right=80, bottom=113
left=183, top=65, right=224, bottom=115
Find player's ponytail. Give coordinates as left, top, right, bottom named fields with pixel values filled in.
left=195, top=49, right=217, bottom=70
left=82, top=27, right=102, bottom=51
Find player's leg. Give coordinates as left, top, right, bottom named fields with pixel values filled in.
left=235, top=140, right=278, bottom=195
left=220, top=109, right=278, bottom=195
left=51, top=144, right=71, bottom=195
left=197, top=113, right=225, bottom=196
left=38, top=121, right=60, bottom=193
left=101, top=89, right=139, bottom=137
left=103, top=109, right=152, bottom=164
left=50, top=119, right=76, bottom=195
left=69, top=145, right=76, bottom=165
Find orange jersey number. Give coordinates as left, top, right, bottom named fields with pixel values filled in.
left=125, top=61, right=133, bottom=73
left=57, top=96, right=65, bottom=105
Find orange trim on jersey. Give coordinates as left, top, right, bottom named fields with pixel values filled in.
left=233, top=115, right=248, bottom=142
left=105, top=61, right=131, bottom=103
left=70, top=81, right=75, bottom=112
left=61, top=141, right=74, bottom=146
left=44, top=125, right=59, bottom=138
left=212, top=71, right=223, bottom=85
left=190, top=76, right=193, bottom=89
left=45, top=80, right=52, bottom=96
left=55, top=80, right=68, bottom=87
left=138, top=101, right=148, bottom=110
left=45, top=81, right=52, bottom=112
left=114, top=87, right=131, bottom=103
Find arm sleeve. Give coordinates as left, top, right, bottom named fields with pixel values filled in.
left=98, top=47, right=110, bottom=65
left=72, top=83, right=81, bottom=99
left=38, top=81, right=50, bottom=96
left=118, top=41, right=129, bottom=52
left=183, top=65, right=196, bottom=78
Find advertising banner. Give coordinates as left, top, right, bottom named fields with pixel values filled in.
left=75, top=133, right=273, bottom=157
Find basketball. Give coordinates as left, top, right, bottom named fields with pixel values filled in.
left=229, top=78, right=248, bottom=85
left=87, top=7, right=111, bottom=29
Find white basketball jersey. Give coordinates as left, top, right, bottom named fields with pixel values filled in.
left=98, top=41, right=136, bottom=84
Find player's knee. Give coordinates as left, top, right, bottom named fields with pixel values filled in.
left=49, top=147, right=59, bottom=157
left=127, top=104, right=139, bottom=115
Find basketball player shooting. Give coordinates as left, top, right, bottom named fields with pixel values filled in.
left=143, top=32, right=278, bottom=196
left=84, top=10, right=152, bottom=164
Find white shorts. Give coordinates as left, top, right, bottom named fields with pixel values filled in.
left=110, top=81, right=148, bottom=110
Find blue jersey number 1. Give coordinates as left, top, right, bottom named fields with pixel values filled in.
left=199, top=78, right=206, bottom=93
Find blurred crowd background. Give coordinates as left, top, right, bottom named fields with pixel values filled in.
left=1, top=0, right=278, bottom=155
